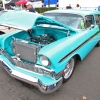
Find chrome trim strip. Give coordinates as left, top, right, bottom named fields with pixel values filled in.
left=35, top=64, right=54, bottom=72
left=0, top=23, right=27, bottom=31
left=12, top=57, right=55, bottom=79
left=0, top=59, right=63, bottom=94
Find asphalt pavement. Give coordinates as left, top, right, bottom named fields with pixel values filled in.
left=0, top=27, right=100, bottom=100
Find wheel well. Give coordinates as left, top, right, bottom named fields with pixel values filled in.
left=74, top=54, right=81, bottom=61
left=0, top=31, right=5, bottom=35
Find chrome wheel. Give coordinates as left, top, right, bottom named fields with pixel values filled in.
left=63, top=57, right=75, bottom=82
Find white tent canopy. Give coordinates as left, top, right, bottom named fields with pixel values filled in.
left=59, top=0, right=100, bottom=9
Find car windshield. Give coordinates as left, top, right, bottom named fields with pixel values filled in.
left=44, top=13, right=84, bottom=29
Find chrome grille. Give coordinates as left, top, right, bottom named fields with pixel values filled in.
left=13, top=58, right=55, bottom=79
left=14, top=59, right=37, bottom=72
left=13, top=39, right=41, bottom=63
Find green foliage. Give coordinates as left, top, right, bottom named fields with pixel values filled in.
left=35, top=7, right=56, bottom=14
left=0, top=0, right=2, bottom=4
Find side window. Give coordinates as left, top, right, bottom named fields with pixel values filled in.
left=85, top=15, right=94, bottom=28
left=96, top=14, right=100, bottom=25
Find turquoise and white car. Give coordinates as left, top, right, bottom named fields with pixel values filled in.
left=0, top=9, right=100, bottom=94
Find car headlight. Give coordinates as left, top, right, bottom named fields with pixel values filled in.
left=40, top=55, right=50, bottom=66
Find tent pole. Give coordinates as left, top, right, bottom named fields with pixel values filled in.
left=2, top=0, right=5, bottom=10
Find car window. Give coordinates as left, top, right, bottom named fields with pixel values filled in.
left=44, top=13, right=84, bottom=29
left=95, top=14, right=100, bottom=25
left=85, top=15, right=94, bottom=28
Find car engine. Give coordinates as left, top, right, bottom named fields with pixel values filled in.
left=27, top=34, right=56, bottom=45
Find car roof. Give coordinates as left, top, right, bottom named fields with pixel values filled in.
left=44, top=9, right=100, bottom=16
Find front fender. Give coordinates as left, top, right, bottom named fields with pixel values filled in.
left=38, top=32, right=86, bottom=73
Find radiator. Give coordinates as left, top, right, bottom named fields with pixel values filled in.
left=13, top=39, right=40, bottom=63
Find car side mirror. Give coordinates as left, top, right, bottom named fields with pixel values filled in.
left=88, top=24, right=94, bottom=30
left=90, top=24, right=94, bottom=29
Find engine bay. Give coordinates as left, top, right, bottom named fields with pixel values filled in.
left=26, top=34, right=56, bottom=45
left=3, top=28, right=68, bottom=65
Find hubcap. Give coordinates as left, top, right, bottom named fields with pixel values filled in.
left=64, top=58, right=75, bottom=79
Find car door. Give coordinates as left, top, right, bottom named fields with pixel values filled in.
left=84, top=15, right=99, bottom=52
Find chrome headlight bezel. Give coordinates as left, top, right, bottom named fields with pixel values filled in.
left=40, top=55, right=51, bottom=67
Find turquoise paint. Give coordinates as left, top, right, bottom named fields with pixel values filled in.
left=0, top=9, right=100, bottom=81
left=0, top=30, right=29, bottom=55
left=39, top=31, right=86, bottom=73
left=44, top=9, right=100, bottom=17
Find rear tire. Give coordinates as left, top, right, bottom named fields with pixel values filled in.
left=63, top=57, right=76, bottom=83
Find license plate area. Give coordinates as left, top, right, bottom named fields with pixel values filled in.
left=0, top=61, right=12, bottom=74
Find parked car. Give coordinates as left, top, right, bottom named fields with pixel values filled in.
left=0, top=9, right=100, bottom=94
left=0, top=7, right=4, bottom=11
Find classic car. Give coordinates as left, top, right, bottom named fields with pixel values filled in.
left=0, top=9, right=100, bottom=94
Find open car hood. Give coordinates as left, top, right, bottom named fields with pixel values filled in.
left=0, top=10, right=76, bottom=32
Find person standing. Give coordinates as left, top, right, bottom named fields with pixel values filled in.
left=26, top=2, right=35, bottom=13
left=66, top=4, right=72, bottom=9
left=76, top=4, right=81, bottom=9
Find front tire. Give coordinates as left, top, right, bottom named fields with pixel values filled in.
left=96, top=40, right=100, bottom=47
left=63, top=57, right=76, bottom=83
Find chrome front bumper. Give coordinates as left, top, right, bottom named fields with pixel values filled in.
left=0, top=60, right=63, bottom=94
